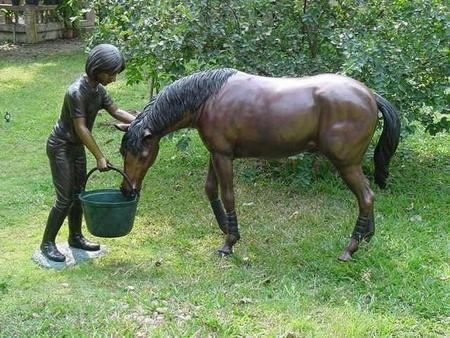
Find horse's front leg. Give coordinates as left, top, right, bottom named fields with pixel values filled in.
left=204, top=156, right=227, bottom=234
left=211, top=152, right=240, bottom=255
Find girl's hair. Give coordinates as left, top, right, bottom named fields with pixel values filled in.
left=85, top=44, right=125, bottom=80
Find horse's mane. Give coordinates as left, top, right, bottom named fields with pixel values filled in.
left=121, top=68, right=237, bottom=155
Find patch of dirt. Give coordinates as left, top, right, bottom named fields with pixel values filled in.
left=0, top=38, right=85, bottom=59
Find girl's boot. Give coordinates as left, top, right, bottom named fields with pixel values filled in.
left=40, top=207, right=66, bottom=262
left=67, top=201, right=100, bottom=251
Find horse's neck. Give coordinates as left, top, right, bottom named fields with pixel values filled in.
left=159, top=113, right=193, bottom=137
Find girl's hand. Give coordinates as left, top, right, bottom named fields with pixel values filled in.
left=97, top=157, right=110, bottom=172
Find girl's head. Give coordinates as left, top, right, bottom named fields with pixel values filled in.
left=85, top=44, right=125, bottom=85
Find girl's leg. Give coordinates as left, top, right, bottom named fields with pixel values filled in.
left=67, top=146, right=100, bottom=251
left=41, top=138, right=74, bottom=261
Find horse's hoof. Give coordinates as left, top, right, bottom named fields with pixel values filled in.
left=217, top=247, right=232, bottom=257
left=338, top=251, right=352, bottom=262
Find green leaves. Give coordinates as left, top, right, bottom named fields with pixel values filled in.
left=90, top=0, right=448, bottom=134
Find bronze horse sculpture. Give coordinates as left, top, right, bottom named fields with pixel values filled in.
left=117, top=68, right=400, bottom=261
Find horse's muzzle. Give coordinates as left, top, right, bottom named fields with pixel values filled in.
left=120, top=185, right=130, bottom=196
left=120, top=183, right=138, bottom=198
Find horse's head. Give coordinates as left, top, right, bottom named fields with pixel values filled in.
left=116, top=123, right=160, bottom=196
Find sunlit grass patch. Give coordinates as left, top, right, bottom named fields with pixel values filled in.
left=0, top=48, right=449, bottom=336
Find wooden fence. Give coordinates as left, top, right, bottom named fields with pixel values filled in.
left=0, top=2, right=94, bottom=43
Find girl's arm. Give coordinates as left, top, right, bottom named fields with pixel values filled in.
left=74, top=118, right=109, bottom=171
left=105, top=104, right=136, bottom=123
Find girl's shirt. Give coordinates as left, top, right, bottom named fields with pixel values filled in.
left=51, top=75, right=114, bottom=145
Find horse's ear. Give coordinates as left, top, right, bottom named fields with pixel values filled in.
left=114, top=123, right=129, bottom=132
left=143, top=128, right=152, bottom=139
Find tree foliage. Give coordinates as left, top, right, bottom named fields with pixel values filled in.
left=89, top=0, right=449, bottom=134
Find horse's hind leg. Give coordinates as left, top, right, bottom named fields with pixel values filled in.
left=336, top=165, right=375, bottom=262
left=211, top=153, right=240, bottom=255
left=205, top=156, right=227, bottom=234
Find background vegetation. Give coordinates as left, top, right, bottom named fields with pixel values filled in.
left=89, top=0, right=449, bottom=135
left=1, top=0, right=448, bottom=335
left=0, top=47, right=449, bottom=336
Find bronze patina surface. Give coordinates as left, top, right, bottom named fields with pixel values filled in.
left=118, top=69, right=400, bottom=262
left=40, top=44, right=136, bottom=262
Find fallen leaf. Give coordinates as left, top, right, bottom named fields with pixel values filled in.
left=361, top=270, right=372, bottom=282
left=236, top=297, right=253, bottom=305
left=156, top=307, right=168, bottom=314
left=410, top=215, right=423, bottom=222
left=289, top=211, right=299, bottom=219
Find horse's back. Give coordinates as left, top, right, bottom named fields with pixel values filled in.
left=198, top=72, right=378, bottom=160
left=220, top=72, right=376, bottom=117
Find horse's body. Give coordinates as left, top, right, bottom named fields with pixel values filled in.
left=118, top=68, right=400, bottom=261
left=198, top=72, right=377, bottom=162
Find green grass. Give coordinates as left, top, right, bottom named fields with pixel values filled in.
left=0, top=48, right=449, bottom=337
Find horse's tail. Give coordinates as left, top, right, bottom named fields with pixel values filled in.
left=373, top=93, right=401, bottom=189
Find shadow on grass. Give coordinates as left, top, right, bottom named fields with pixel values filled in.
left=112, top=133, right=449, bottom=323
left=0, top=52, right=448, bottom=334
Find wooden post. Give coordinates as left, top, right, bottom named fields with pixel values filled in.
left=24, top=5, right=37, bottom=43
left=12, top=21, right=16, bottom=43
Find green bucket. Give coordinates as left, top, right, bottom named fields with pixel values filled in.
left=79, top=165, right=138, bottom=238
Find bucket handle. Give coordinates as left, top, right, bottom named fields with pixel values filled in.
left=82, top=164, right=137, bottom=197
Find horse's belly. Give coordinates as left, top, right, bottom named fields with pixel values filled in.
left=234, top=140, right=317, bottom=159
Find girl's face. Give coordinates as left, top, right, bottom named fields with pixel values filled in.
left=97, top=72, right=117, bottom=86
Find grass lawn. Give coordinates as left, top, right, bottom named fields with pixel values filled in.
left=0, top=46, right=448, bottom=337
